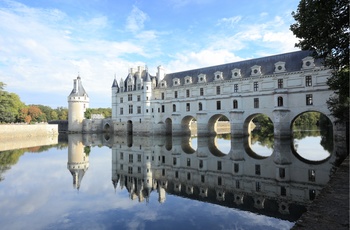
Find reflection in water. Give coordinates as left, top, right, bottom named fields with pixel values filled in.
left=107, top=133, right=335, bottom=222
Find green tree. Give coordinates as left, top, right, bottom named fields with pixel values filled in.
left=0, top=84, right=25, bottom=123
left=290, top=0, right=349, bottom=123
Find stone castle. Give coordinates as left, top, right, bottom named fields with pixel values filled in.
left=67, top=50, right=334, bottom=137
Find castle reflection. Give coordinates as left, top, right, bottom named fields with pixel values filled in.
left=67, top=134, right=335, bottom=221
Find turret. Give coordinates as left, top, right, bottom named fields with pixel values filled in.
left=111, top=74, right=119, bottom=119
left=157, top=65, right=165, bottom=81
left=68, top=75, right=89, bottom=132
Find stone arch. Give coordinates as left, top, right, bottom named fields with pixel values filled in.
left=127, top=120, right=133, bottom=134
left=207, top=136, right=228, bottom=157
left=103, top=122, right=111, bottom=133
left=181, top=115, right=196, bottom=136
left=243, top=113, right=274, bottom=136
left=208, top=114, right=230, bottom=136
left=165, top=118, right=172, bottom=135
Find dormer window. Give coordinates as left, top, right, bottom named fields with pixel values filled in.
left=231, top=68, right=242, bottom=78
left=184, top=76, right=192, bottom=85
left=173, top=78, right=180, bottom=86
left=214, top=71, right=223, bottom=81
left=198, top=74, right=206, bottom=83
left=274, top=61, right=286, bottom=73
left=251, top=65, right=262, bottom=77
left=160, top=80, right=167, bottom=88
left=302, top=56, right=315, bottom=69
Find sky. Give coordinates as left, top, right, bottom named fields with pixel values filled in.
left=0, top=0, right=301, bottom=108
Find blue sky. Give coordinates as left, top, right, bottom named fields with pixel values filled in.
left=0, top=0, right=300, bottom=108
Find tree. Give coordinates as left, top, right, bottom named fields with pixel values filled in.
left=290, top=0, right=349, bottom=123
left=0, top=83, right=25, bottom=123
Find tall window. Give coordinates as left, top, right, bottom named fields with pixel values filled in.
left=254, top=98, right=259, bottom=108
left=278, top=96, right=283, bottom=107
left=216, top=101, right=221, bottom=110
left=217, top=161, right=222, bottom=170
left=137, top=84, right=141, bottom=90
left=200, top=88, right=204, bottom=96
left=161, top=105, right=165, bottom=113
left=129, top=154, right=133, bottom=163
left=233, top=100, right=238, bottom=109
left=255, top=164, right=261, bottom=175
left=256, top=182, right=261, bottom=192
left=186, top=103, right=190, bottom=111
left=173, top=104, right=176, bottom=112
left=120, top=97, right=123, bottom=103
left=137, top=95, right=141, bottom=101
left=216, top=86, right=221, bottom=95
left=278, top=79, right=283, bottom=88
left=308, top=169, right=316, bottom=182
left=128, top=94, right=132, bottom=101
left=306, top=94, right=313, bottom=105
left=187, top=158, right=191, bottom=167
left=198, top=102, right=203, bottom=111
left=234, top=84, right=238, bottom=92
left=253, top=82, right=258, bottom=91
left=161, top=92, right=165, bottom=100
left=305, top=75, right=312, bottom=86
left=127, top=85, right=132, bottom=91
left=120, top=107, right=123, bottom=115
left=137, top=106, right=141, bottom=114
left=174, top=91, right=178, bottom=98
left=128, top=105, right=133, bottom=114
left=186, top=89, right=190, bottom=97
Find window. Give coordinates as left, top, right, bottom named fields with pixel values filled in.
left=254, top=98, right=259, bottom=108
left=305, top=75, right=312, bottom=86
left=162, top=169, right=165, bottom=176
left=218, top=176, right=222, bottom=186
left=278, top=96, right=283, bottom=107
left=175, top=171, right=178, bottom=178
left=234, top=84, right=238, bottom=92
left=255, top=164, right=261, bottom=175
left=187, top=158, right=191, bottom=167
left=187, top=172, right=191, bottom=180
left=120, top=152, right=124, bottom=160
left=174, top=91, right=178, bottom=98
left=186, top=103, right=190, bottom=111
left=306, top=94, right=313, bottom=105
left=162, top=156, right=165, bottom=163
left=253, top=82, right=258, bottom=91
left=120, top=107, right=123, bottom=115
left=308, top=169, right=316, bottom=182
left=161, top=92, right=165, bottom=100
left=120, top=97, right=123, bottom=103
left=137, top=84, right=141, bottom=90
left=278, top=79, right=283, bottom=88
left=201, top=175, right=205, bottom=183
left=137, top=106, right=141, bottom=114
left=128, top=105, right=133, bottom=114
left=173, top=104, right=176, bottom=112
left=309, top=189, right=316, bottom=200
left=199, top=160, right=203, bottom=169
left=137, top=95, right=141, bottom=101
left=162, top=105, right=165, bottom=113
left=279, top=168, right=285, bottom=179
left=217, top=161, right=222, bottom=170
left=138, top=167, right=141, bottom=173
left=233, top=100, right=238, bottom=109
left=128, top=94, right=132, bottom=101
left=128, top=166, right=133, bottom=174
left=216, top=86, right=221, bottom=95
left=216, top=101, right=221, bottom=110
left=128, top=85, right=132, bottom=91
left=129, top=154, right=133, bottom=163
left=186, top=89, right=190, bottom=97
left=200, top=88, right=204, bottom=96
left=137, top=154, right=141, bottom=162
left=281, top=186, right=286, bottom=196
left=234, top=163, right=239, bottom=173
left=236, top=180, right=240, bottom=189
left=173, top=157, right=176, bottom=165
left=198, top=102, right=203, bottom=111
left=256, top=182, right=261, bottom=192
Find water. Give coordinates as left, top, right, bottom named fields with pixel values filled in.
left=0, top=131, right=334, bottom=230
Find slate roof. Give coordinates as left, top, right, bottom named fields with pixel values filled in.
left=69, top=76, right=88, bottom=97
left=161, top=50, right=322, bottom=87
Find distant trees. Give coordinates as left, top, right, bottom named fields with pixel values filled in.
left=84, top=108, right=111, bottom=119
left=0, top=83, right=25, bottom=123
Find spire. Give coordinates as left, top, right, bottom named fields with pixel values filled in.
left=144, top=69, right=151, bottom=82
left=112, top=73, right=119, bottom=88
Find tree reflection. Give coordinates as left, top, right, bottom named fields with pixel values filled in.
left=251, top=114, right=274, bottom=149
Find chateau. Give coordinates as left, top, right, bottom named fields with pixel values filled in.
left=68, top=50, right=334, bottom=137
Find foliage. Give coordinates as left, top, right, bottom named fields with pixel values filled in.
left=251, top=114, right=274, bottom=148
left=290, top=0, right=349, bottom=122
left=84, top=108, right=111, bottom=119
left=0, top=86, right=25, bottom=123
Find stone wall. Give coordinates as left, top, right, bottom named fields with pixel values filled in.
left=0, top=124, right=58, bottom=140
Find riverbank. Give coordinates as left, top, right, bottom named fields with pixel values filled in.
left=292, top=155, right=349, bottom=229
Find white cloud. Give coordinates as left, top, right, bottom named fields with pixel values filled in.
left=125, top=5, right=149, bottom=33
left=217, top=16, right=242, bottom=28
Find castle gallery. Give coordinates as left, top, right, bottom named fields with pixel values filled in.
left=67, top=50, right=334, bottom=137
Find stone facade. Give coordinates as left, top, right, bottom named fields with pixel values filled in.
left=110, top=50, right=334, bottom=137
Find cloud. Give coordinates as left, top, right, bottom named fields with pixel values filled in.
left=125, top=5, right=149, bottom=33
left=216, top=16, right=242, bottom=28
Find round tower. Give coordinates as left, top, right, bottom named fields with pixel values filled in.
left=68, top=75, right=89, bottom=132
left=111, top=74, right=119, bottom=119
